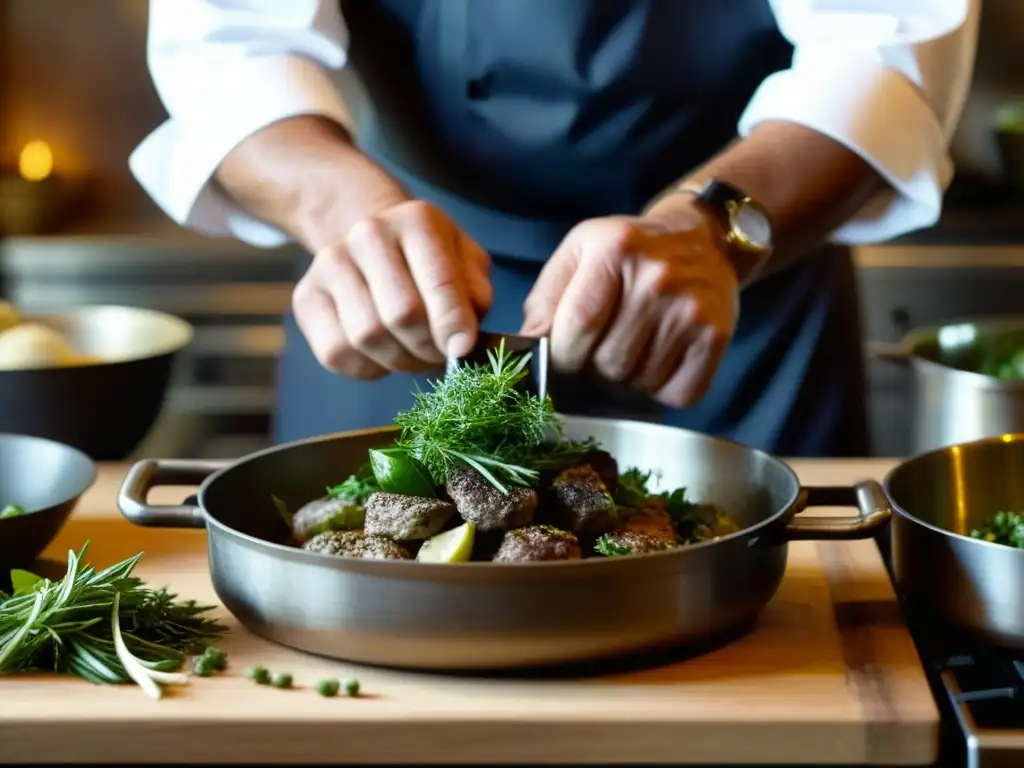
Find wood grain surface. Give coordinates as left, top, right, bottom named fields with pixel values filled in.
left=0, top=459, right=938, bottom=765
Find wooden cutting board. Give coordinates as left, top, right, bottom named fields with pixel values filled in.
left=0, top=459, right=937, bottom=765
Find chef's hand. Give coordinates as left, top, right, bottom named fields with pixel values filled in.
left=293, top=200, right=493, bottom=379
left=521, top=202, right=739, bottom=407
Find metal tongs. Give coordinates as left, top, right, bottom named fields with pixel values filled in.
left=445, top=332, right=549, bottom=400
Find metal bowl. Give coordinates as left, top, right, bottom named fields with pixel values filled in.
left=0, top=433, right=97, bottom=566
left=0, top=305, right=193, bottom=460
left=885, top=434, right=1024, bottom=649
left=869, top=316, right=1024, bottom=452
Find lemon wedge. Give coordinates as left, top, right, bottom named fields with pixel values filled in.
left=416, top=522, right=476, bottom=563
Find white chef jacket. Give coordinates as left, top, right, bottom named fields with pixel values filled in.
left=130, top=0, right=981, bottom=249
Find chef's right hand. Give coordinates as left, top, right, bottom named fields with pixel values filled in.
left=293, top=200, right=493, bottom=379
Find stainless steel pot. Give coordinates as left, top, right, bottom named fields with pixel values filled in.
left=869, top=317, right=1024, bottom=453
left=885, top=434, right=1024, bottom=650
left=117, top=416, right=890, bottom=670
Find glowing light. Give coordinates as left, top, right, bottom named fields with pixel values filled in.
left=18, top=141, right=54, bottom=182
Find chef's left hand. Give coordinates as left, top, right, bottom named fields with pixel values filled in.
left=521, top=201, right=740, bottom=408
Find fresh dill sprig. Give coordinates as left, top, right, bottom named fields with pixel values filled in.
left=392, top=339, right=592, bottom=492
left=0, top=542, right=226, bottom=687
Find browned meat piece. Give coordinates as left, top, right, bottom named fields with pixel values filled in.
left=364, top=492, right=455, bottom=541
left=302, top=530, right=411, bottom=560
left=446, top=468, right=537, bottom=532
left=580, top=449, right=619, bottom=493
left=493, top=525, right=582, bottom=563
left=618, top=504, right=678, bottom=546
left=595, top=530, right=676, bottom=557
left=550, top=464, right=618, bottom=536
left=291, top=497, right=366, bottom=542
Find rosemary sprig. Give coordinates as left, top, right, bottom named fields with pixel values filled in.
left=392, top=339, right=594, bottom=492
left=0, top=542, right=226, bottom=692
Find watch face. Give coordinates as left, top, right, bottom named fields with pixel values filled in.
left=732, top=203, right=772, bottom=250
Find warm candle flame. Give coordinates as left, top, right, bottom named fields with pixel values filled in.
left=18, top=140, right=54, bottom=182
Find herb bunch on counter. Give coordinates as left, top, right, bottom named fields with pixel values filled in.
left=0, top=543, right=227, bottom=698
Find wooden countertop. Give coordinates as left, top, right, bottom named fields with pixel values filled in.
left=0, top=459, right=938, bottom=765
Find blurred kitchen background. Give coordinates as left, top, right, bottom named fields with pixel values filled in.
left=1, top=0, right=1023, bottom=459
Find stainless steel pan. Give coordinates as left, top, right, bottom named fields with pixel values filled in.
left=117, top=416, right=890, bottom=670
left=885, top=434, right=1024, bottom=649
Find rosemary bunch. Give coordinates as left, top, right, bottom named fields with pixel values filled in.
left=393, top=340, right=594, bottom=492
left=0, top=543, right=226, bottom=690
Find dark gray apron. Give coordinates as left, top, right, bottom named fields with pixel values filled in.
left=275, top=0, right=869, bottom=457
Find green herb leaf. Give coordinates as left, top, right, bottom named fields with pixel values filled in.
left=594, top=536, right=631, bottom=557
left=392, top=338, right=593, bottom=492
left=325, top=474, right=379, bottom=504
left=9, top=569, right=43, bottom=596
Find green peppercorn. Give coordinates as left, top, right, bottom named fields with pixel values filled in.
left=245, top=665, right=270, bottom=684
left=316, top=678, right=340, bottom=697
left=192, top=656, right=215, bottom=677
left=203, top=646, right=227, bottom=670
left=341, top=677, right=360, bottom=697
left=271, top=672, right=293, bottom=689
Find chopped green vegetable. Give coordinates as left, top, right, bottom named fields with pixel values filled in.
left=317, top=678, right=340, bottom=697
left=594, top=536, right=631, bottom=557
left=0, top=504, right=25, bottom=519
left=342, top=676, right=360, bottom=697
left=192, top=656, right=215, bottom=677
left=369, top=447, right=437, bottom=498
left=392, top=340, right=593, bottom=493
left=271, top=672, right=293, bottom=689
left=612, top=469, right=652, bottom=509
left=970, top=511, right=1024, bottom=548
left=202, top=646, right=227, bottom=670
left=0, top=543, right=226, bottom=697
left=326, top=473, right=379, bottom=504
left=245, top=665, right=270, bottom=684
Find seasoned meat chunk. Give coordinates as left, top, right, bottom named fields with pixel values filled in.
left=618, top=504, right=678, bottom=547
left=302, top=530, right=411, bottom=560
left=550, top=464, right=618, bottom=536
left=580, top=449, right=619, bottom=494
left=364, top=492, right=455, bottom=541
left=493, top=525, right=582, bottom=563
left=446, top=468, right=537, bottom=532
left=291, top=497, right=366, bottom=543
left=595, top=531, right=676, bottom=557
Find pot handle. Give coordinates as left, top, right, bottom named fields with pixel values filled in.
left=865, top=340, right=913, bottom=363
left=781, top=481, right=891, bottom=541
left=117, top=459, right=227, bottom=529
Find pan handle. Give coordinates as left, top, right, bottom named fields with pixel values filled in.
left=117, top=459, right=227, bottom=529
left=781, top=481, right=891, bottom=541
left=865, top=340, right=913, bottom=363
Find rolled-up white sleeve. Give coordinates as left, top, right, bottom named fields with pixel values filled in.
left=130, top=0, right=351, bottom=247
left=744, top=0, right=980, bottom=244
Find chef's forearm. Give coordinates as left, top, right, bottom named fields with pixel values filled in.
left=215, top=116, right=408, bottom=253
left=649, top=120, right=883, bottom=274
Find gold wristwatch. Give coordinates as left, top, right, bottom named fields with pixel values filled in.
left=663, top=179, right=774, bottom=287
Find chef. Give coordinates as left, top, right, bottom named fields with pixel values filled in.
left=131, top=0, right=978, bottom=457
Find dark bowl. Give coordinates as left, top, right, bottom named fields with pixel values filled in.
left=0, top=433, right=97, bottom=567
left=0, top=305, right=193, bottom=461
